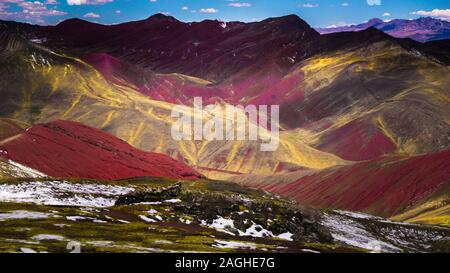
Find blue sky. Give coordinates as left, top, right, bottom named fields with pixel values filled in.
left=0, top=0, right=449, bottom=26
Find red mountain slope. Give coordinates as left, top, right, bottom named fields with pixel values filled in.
left=0, top=120, right=204, bottom=180
left=315, top=118, right=397, bottom=161
left=234, top=150, right=450, bottom=217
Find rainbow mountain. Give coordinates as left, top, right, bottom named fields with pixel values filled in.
left=0, top=14, right=449, bottom=252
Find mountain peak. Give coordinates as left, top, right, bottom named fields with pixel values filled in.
left=146, top=13, right=179, bottom=23
left=56, top=18, right=101, bottom=28
left=367, top=18, right=384, bottom=25
left=58, top=18, right=88, bottom=25
left=362, top=26, right=391, bottom=37
left=260, top=14, right=315, bottom=33
left=265, top=14, right=310, bottom=27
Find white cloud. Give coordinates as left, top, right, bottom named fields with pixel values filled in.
left=149, top=0, right=156, bottom=2
left=199, top=8, right=219, bottom=13
left=367, top=0, right=381, bottom=6
left=181, top=6, right=188, bottom=11
left=228, top=2, right=251, bottom=8
left=67, top=0, right=112, bottom=5
left=412, top=9, right=450, bottom=21
left=341, top=3, right=349, bottom=7
left=115, top=10, right=120, bottom=14
left=326, top=21, right=351, bottom=28
left=382, top=12, right=391, bottom=17
left=19, top=1, right=66, bottom=16
left=0, top=0, right=67, bottom=24
left=302, top=3, right=319, bottom=8
left=83, top=12, right=100, bottom=18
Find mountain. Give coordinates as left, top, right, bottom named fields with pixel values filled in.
left=285, top=28, right=450, bottom=160
left=316, top=17, right=450, bottom=42
left=0, top=13, right=449, bottom=252
left=232, top=149, right=450, bottom=220
left=40, top=14, right=320, bottom=82
left=1, top=16, right=450, bottom=163
left=0, top=120, right=204, bottom=180
left=0, top=31, right=345, bottom=179
left=0, top=15, right=449, bottom=168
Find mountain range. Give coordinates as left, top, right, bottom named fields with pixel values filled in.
left=0, top=14, right=449, bottom=252
left=316, top=17, right=450, bottom=42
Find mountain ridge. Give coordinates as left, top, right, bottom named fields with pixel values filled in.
left=317, top=17, right=450, bottom=42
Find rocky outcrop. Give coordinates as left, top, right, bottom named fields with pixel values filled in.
left=115, top=183, right=183, bottom=205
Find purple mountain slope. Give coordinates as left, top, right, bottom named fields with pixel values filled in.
left=316, top=17, right=450, bottom=42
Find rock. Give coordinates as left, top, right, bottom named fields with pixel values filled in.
left=115, top=183, right=182, bottom=205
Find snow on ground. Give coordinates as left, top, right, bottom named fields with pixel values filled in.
left=277, top=232, right=294, bottom=241
left=203, top=216, right=236, bottom=235
left=137, top=201, right=162, bottom=205
left=301, top=249, right=320, bottom=253
left=322, top=210, right=448, bottom=252
left=20, top=247, right=38, bottom=253
left=0, top=181, right=133, bottom=207
left=202, top=216, right=293, bottom=240
left=239, top=222, right=274, bottom=238
left=31, top=234, right=65, bottom=241
left=213, top=240, right=257, bottom=249
left=139, top=215, right=157, bottom=223
left=66, top=216, right=106, bottom=223
left=320, top=212, right=402, bottom=253
left=164, top=199, right=181, bottom=203
left=5, top=160, right=46, bottom=178
left=148, top=209, right=158, bottom=215
left=335, top=210, right=382, bottom=220
left=0, top=210, right=54, bottom=221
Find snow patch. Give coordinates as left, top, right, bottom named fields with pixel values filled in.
left=240, top=222, right=273, bottom=238
left=335, top=210, right=380, bottom=220
left=6, top=160, right=46, bottom=178
left=137, top=201, right=162, bottom=205
left=302, top=249, right=320, bottom=253
left=321, top=212, right=401, bottom=253
left=148, top=209, right=158, bottom=215
left=66, top=216, right=105, bottom=223
left=207, top=217, right=236, bottom=235
left=31, top=234, right=65, bottom=241
left=0, top=181, right=133, bottom=207
left=277, top=232, right=294, bottom=241
left=20, top=247, right=37, bottom=253
left=213, top=240, right=257, bottom=249
left=139, top=215, right=157, bottom=223
left=203, top=217, right=286, bottom=240
left=164, top=198, right=181, bottom=203
left=0, top=210, right=53, bottom=221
